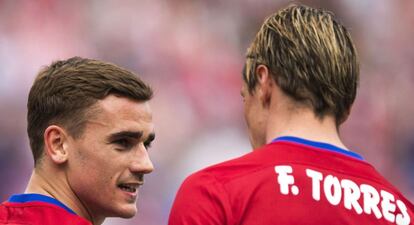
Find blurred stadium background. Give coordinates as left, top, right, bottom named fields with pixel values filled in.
left=0, top=0, right=413, bottom=224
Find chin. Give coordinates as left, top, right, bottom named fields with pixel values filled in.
left=112, top=205, right=138, bottom=218
left=119, top=212, right=136, bottom=219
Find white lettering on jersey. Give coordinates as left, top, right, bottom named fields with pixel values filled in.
left=381, top=190, right=397, bottom=223
left=396, top=200, right=411, bottom=225
left=274, top=166, right=411, bottom=225
left=306, top=169, right=323, bottom=200
left=341, top=179, right=363, bottom=214
left=324, top=175, right=342, bottom=205
left=274, top=165, right=299, bottom=195
left=360, top=184, right=382, bottom=219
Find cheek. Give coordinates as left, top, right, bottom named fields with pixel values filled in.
left=68, top=151, right=120, bottom=206
left=69, top=144, right=116, bottom=185
left=243, top=103, right=249, bottom=124
left=243, top=99, right=256, bottom=127
left=243, top=99, right=250, bottom=120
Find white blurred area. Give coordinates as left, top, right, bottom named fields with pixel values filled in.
left=0, top=0, right=413, bottom=224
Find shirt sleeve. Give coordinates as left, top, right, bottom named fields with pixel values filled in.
left=168, top=171, right=231, bottom=225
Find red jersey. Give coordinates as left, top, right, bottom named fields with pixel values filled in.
left=168, top=136, right=414, bottom=225
left=0, top=193, right=91, bottom=225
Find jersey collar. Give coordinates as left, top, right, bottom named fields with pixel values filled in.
left=272, top=136, right=364, bottom=160
left=8, top=193, right=76, bottom=215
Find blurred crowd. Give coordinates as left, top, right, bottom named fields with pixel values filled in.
left=0, top=0, right=413, bottom=224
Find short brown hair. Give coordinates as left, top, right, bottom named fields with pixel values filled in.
left=244, top=4, right=359, bottom=123
left=27, top=57, right=153, bottom=165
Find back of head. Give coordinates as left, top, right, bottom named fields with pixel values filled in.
left=27, top=56, right=153, bottom=165
left=244, top=4, right=359, bottom=124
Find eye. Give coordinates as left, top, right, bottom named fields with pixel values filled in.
left=113, top=138, right=134, bottom=150
left=143, top=133, right=155, bottom=150
left=144, top=141, right=152, bottom=149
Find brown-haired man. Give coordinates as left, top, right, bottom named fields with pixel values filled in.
left=169, top=5, right=414, bottom=225
left=0, top=57, right=155, bottom=225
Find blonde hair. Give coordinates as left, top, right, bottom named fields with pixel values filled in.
left=244, top=4, right=359, bottom=123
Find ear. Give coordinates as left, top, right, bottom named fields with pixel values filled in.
left=43, top=125, right=70, bottom=164
left=255, top=65, right=273, bottom=108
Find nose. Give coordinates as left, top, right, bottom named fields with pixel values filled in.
left=130, top=145, right=154, bottom=175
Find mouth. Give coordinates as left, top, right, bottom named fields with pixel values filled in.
left=117, top=183, right=140, bottom=194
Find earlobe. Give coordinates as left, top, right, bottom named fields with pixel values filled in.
left=44, top=125, right=69, bottom=164
left=256, top=65, right=273, bottom=108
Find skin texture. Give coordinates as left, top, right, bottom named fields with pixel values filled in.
left=241, top=64, right=272, bottom=149
left=241, top=63, right=348, bottom=151
left=26, top=95, right=155, bottom=225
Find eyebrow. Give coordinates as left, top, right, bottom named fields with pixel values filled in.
left=108, top=131, right=156, bottom=143
left=108, top=131, right=143, bottom=141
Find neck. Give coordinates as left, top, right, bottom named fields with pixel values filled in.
left=25, top=163, right=104, bottom=225
left=265, top=105, right=347, bottom=150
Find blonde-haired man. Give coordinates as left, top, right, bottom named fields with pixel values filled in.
left=169, top=5, right=413, bottom=225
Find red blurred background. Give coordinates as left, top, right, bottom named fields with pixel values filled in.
left=0, top=1, right=413, bottom=224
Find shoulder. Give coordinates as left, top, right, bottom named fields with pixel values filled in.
left=0, top=201, right=91, bottom=225
left=187, top=143, right=278, bottom=184
left=0, top=202, right=7, bottom=223
left=168, top=143, right=280, bottom=225
left=169, top=165, right=235, bottom=225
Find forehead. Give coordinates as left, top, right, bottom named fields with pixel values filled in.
left=100, top=95, right=151, bottom=116
left=86, top=95, right=153, bottom=134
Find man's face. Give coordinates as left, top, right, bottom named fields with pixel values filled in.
left=241, top=63, right=268, bottom=149
left=66, top=95, right=155, bottom=220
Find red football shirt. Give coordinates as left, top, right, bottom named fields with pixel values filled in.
left=0, top=194, right=91, bottom=225
left=168, top=136, right=414, bottom=225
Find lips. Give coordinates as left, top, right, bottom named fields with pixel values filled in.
left=118, top=183, right=140, bottom=193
